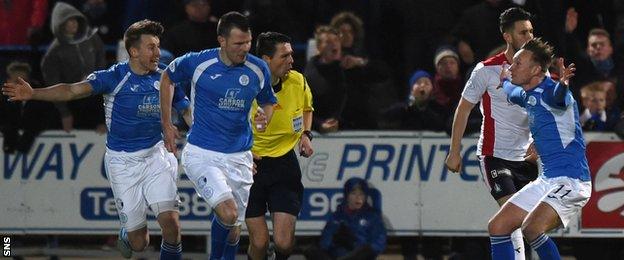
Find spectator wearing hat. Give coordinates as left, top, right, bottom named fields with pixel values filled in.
left=431, top=47, right=464, bottom=109
left=380, top=70, right=448, bottom=131
left=304, top=177, right=387, bottom=260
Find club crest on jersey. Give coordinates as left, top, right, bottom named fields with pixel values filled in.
left=239, top=74, right=250, bottom=86
left=168, top=62, right=176, bottom=72
left=528, top=96, right=537, bottom=106
left=153, top=81, right=160, bottom=90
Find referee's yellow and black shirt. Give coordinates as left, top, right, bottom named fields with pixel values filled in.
left=251, top=70, right=314, bottom=157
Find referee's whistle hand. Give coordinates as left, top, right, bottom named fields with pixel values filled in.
left=299, top=137, right=313, bottom=158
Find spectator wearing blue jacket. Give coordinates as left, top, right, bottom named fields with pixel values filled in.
left=306, top=177, right=387, bottom=260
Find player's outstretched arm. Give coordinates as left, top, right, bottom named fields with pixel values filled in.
left=557, top=57, right=575, bottom=87
left=551, top=58, right=576, bottom=108
left=3, top=77, right=92, bottom=101
left=445, top=97, right=476, bottom=173
left=159, top=71, right=180, bottom=154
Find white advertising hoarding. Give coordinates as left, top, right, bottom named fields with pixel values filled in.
left=1, top=131, right=623, bottom=237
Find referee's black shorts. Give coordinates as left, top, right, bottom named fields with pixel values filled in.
left=245, top=149, right=304, bottom=218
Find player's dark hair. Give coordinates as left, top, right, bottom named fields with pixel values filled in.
left=256, top=32, right=291, bottom=58
left=499, top=7, right=532, bottom=33
left=521, top=38, right=554, bottom=73
left=217, top=11, right=250, bottom=37
left=123, top=19, right=163, bottom=55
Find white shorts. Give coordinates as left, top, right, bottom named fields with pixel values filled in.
left=105, top=141, right=180, bottom=231
left=508, top=175, right=592, bottom=228
left=181, top=143, right=253, bottom=225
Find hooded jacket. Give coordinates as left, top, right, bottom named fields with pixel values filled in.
left=319, top=177, right=387, bottom=258
left=40, top=2, right=106, bottom=127
left=42, top=2, right=106, bottom=85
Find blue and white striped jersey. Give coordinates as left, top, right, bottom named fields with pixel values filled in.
left=503, top=77, right=590, bottom=181
left=165, top=48, right=276, bottom=153
left=88, top=62, right=189, bottom=152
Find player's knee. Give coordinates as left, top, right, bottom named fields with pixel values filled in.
left=219, top=210, right=238, bottom=226
left=250, top=235, right=269, bottom=251
left=488, top=217, right=509, bottom=235
left=273, top=237, right=294, bottom=253
left=129, top=238, right=149, bottom=252
left=227, top=227, right=241, bottom=243
left=159, top=214, right=181, bottom=234
left=520, top=222, right=541, bottom=241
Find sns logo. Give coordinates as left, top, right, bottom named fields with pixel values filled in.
left=3, top=236, right=10, bottom=257
left=594, top=153, right=624, bottom=216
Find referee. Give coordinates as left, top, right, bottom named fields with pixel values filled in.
left=245, top=31, right=314, bottom=260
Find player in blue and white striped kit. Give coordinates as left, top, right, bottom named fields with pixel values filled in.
left=160, top=12, right=277, bottom=260
left=3, top=20, right=188, bottom=260
left=488, top=38, right=591, bottom=260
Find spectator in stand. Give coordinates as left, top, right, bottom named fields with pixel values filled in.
left=41, top=2, right=107, bottom=133
left=565, top=9, right=622, bottom=106
left=304, top=26, right=347, bottom=133
left=381, top=70, right=447, bottom=131
left=431, top=47, right=464, bottom=109
left=329, top=12, right=385, bottom=130
left=0, top=61, right=51, bottom=153
left=579, top=81, right=620, bottom=131
left=0, top=0, right=48, bottom=45
left=330, top=11, right=368, bottom=61
left=161, top=0, right=218, bottom=58
left=306, top=24, right=381, bottom=131
left=304, top=177, right=387, bottom=260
